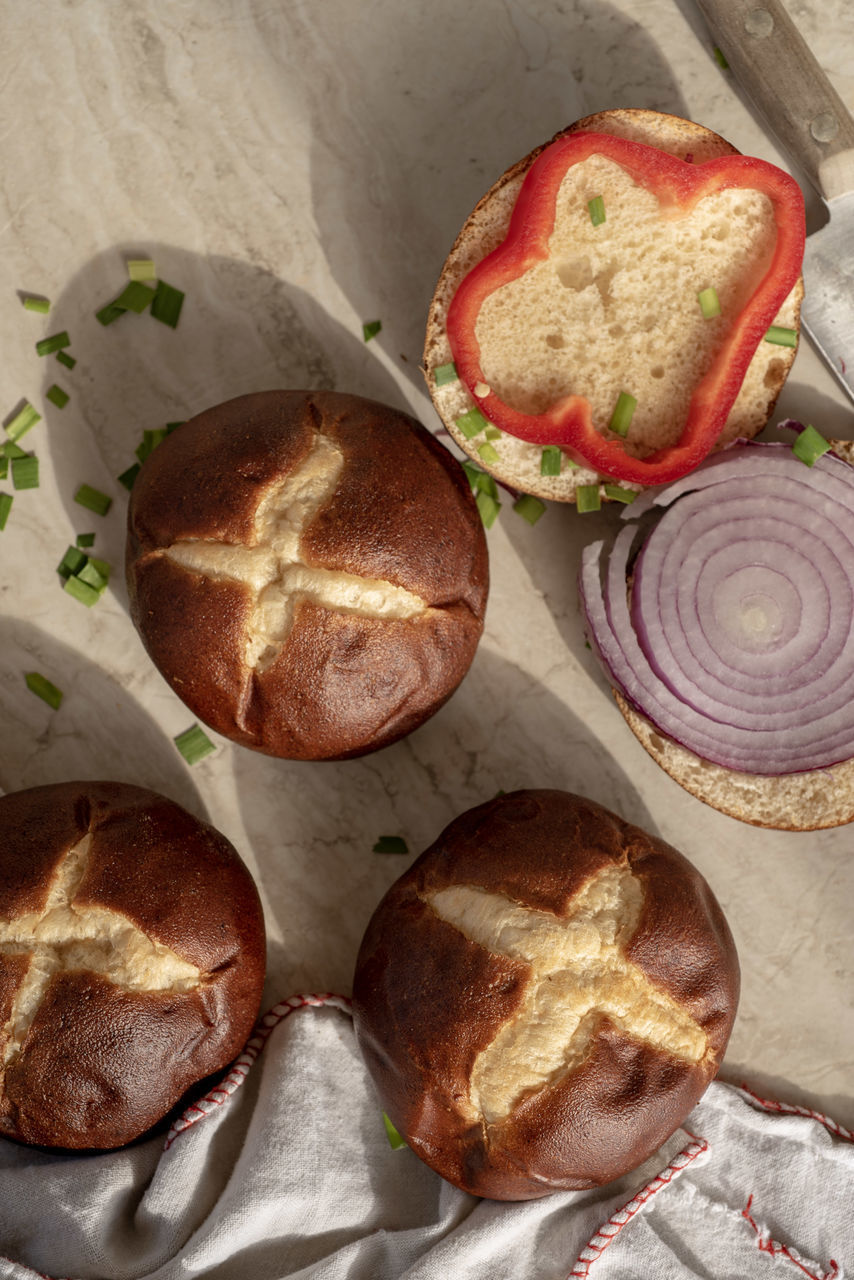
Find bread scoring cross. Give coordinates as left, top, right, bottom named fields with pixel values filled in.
left=426, top=863, right=709, bottom=1124
left=0, top=834, right=201, bottom=1070
left=162, top=432, right=429, bottom=672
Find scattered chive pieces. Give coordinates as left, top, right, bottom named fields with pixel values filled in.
left=74, top=484, right=112, bottom=516
left=576, top=484, right=601, bottom=513
left=5, top=402, right=41, bottom=442
left=713, top=45, right=729, bottom=69
left=764, top=324, right=797, bottom=348
left=11, top=456, right=39, bottom=490
left=114, top=280, right=155, bottom=313
left=433, top=361, right=458, bottom=386
left=165, top=421, right=185, bottom=432
left=475, top=489, right=501, bottom=528
left=25, top=672, right=63, bottom=710
left=382, top=1113, right=407, bottom=1150
left=36, top=331, right=70, bottom=356
left=362, top=319, right=382, bottom=342
left=372, top=836, right=409, bottom=855
left=127, top=258, right=156, bottom=281
left=697, top=287, right=721, bottom=319
left=57, top=545, right=88, bottom=579
left=0, top=456, right=6, bottom=480
left=46, top=385, right=69, bottom=409
left=603, top=484, right=637, bottom=505
left=64, top=575, right=102, bottom=607
left=56, top=349, right=76, bottom=369
left=609, top=391, right=637, bottom=438
left=135, top=427, right=168, bottom=463
left=0, top=493, right=12, bottom=530
left=77, top=560, right=109, bottom=592
left=478, top=441, right=500, bottom=464
left=540, top=445, right=562, bottom=477
left=174, top=723, right=216, bottom=765
left=513, top=494, right=546, bottom=525
left=455, top=407, right=488, bottom=439
left=474, top=470, right=498, bottom=499
left=4, top=442, right=27, bottom=458
left=23, top=296, right=50, bottom=313
left=76, top=532, right=96, bottom=548
left=588, top=195, right=606, bottom=227
left=95, top=302, right=126, bottom=327
left=484, top=425, right=502, bottom=441
left=87, top=556, right=110, bottom=580
left=462, top=461, right=480, bottom=490
left=117, top=463, right=141, bottom=491
left=793, top=424, right=831, bottom=467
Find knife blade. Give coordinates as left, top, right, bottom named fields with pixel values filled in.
left=695, top=0, right=854, bottom=402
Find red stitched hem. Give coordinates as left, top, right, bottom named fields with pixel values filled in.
left=163, top=992, right=352, bottom=1150
left=566, top=1134, right=709, bottom=1277
left=736, top=1084, right=854, bottom=1144
left=742, top=1195, right=840, bottom=1279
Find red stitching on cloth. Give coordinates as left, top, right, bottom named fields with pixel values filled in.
left=0, top=1258, right=68, bottom=1280
left=742, top=1195, right=840, bottom=1279
left=163, top=992, right=352, bottom=1150
left=566, top=1134, right=709, bottom=1277
left=737, top=1085, right=854, bottom=1143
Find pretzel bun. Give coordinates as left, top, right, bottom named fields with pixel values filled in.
left=0, top=782, right=265, bottom=1150
left=127, top=390, right=488, bottom=761
left=424, top=108, right=802, bottom=502
left=353, top=789, right=738, bottom=1199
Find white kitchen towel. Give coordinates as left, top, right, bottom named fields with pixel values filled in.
left=0, top=995, right=850, bottom=1280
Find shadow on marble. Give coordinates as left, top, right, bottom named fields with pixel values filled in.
left=40, top=245, right=411, bottom=600
left=233, top=645, right=657, bottom=998
left=0, top=615, right=203, bottom=819
left=302, top=0, right=688, bottom=401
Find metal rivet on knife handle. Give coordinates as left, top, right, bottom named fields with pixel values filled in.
left=744, top=8, right=774, bottom=38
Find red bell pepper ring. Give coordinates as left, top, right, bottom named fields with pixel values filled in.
left=445, top=132, right=806, bottom=486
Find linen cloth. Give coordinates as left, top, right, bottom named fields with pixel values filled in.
left=0, top=994, right=850, bottom=1280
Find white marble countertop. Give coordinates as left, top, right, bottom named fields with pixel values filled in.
left=1, top=0, right=852, bottom=1144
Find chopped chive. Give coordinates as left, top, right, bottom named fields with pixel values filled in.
left=456, top=407, right=488, bottom=439
left=64, top=575, right=102, bottom=607
left=77, top=559, right=109, bottom=592
left=25, top=672, right=63, bottom=710
left=484, top=425, right=502, bottom=441
left=57, top=546, right=89, bottom=579
left=588, top=195, right=606, bottom=227
left=76, top=532, right=96, bottom=548
left=475, top=489, right=501, bottom=528
left=117, top=463, right=141, bottom=491
left=0, top=456, right=6, bottom=480
left=609, top=391, right=637, bottom=438
left=474, top=470, right=498, bottom=499
left=697, top=287, right=721, bottom=319
left=23, top=296, right=51, bottom=313
left=603, top=484, right=637, bottom=504
left=0, top=493, right=12, bottom=530
left=540, top=445, right=562, bottom=476
left=127, top=258, right=156, bottom=281
left=165, top=421, right=185, bottom=433
left=513, top=494, right=546, bottom=525
left=764, top=325, right=798, bottom=348
left=713, top=45, right=729, bottom=69
left=87, top=556, right=110, bottom=580
left=55, top=349, right=76, bottom=369
left=372, top=836, right=409, bottom=854
left=382, top=1112, right=407, bottom=1150
left=36, top=331, right=70, bottom=356
left=95, top=302, right=126, bottom=326
left=3, top=442, right=27, bottom=459
left=433, top=361, right=458, bottom=386
left=5, top=402, right=41, bottom=442
left=115, top=280, right=155, bottom=313
left=362, top=319, right=382, bottom=342
left=174, top=723, right=216, bottom=765
left=792, top=424, right=831, bottom=467
left=12, top=456, right=39, bottom=490
left=576, top=484, right=601, bottom=513
left=74, top=484, right=112, bottom=516
left=46, top=384, right=69, bottom=409
left=478, top=442, right=500, bottom=464
left=461, top=461, right=480, bottom=491
left=135, top=427, right=168, bottom=463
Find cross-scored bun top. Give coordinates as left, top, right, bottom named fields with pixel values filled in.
left=352, top=789, right=738, bottom=1200
left=127, top=390, right=488, bottom=760
left=0, top=781, right=265, bottom=1150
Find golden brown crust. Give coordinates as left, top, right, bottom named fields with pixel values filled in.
left=0, top=781, right=266, bottom=1150
left=352, top=789, right=738, bottom=1199
left=127, top=390, right=489, bottom=761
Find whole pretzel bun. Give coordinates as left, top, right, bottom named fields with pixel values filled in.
left=0, top=781, right=265, bottom=1150
left=127, top=390, right=488, bottom=761
left=352, top=789, right=738, bottom=1200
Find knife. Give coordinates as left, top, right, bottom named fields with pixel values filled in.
left=695, top=0, right=854, bottom=403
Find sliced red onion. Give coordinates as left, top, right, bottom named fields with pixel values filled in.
left=579, top=441, right=854, bottom=774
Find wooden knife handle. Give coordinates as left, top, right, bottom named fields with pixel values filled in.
left=695, top=0, right=854, bottom=199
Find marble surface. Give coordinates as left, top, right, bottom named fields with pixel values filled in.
left=1, top=0, right=853, bottom=1146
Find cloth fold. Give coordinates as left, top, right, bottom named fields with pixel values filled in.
left=0, top=995, right=850, bottom=1280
